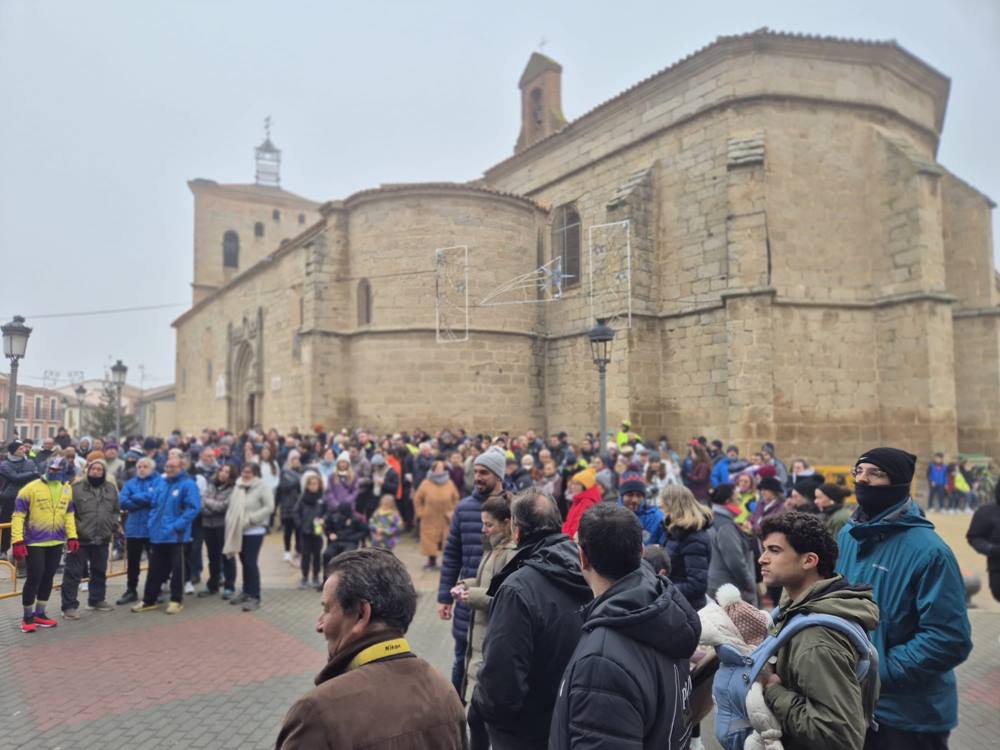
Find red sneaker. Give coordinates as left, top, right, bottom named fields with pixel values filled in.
left=33, top=614, right=57, bottom=628
left=20, top=619, right=37, bottom=633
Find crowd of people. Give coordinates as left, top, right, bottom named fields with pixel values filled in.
left=1, top=421, right=995, bottom=749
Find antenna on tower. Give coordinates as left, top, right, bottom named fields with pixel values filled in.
left=255, top=116, right=281, bottom=187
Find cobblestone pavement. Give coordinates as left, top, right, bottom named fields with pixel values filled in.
left=1, top=523, right=997, bottom=748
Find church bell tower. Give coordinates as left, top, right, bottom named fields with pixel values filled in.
left=515, top=52, right=567, bottom=153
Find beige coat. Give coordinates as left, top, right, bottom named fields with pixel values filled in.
left=460, top=535, right=518, bottom=702
left=413, top=478, right=459, bottom=557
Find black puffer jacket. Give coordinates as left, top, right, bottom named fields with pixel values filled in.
left=967, top=497, right=1000, bottom=571
left=549, top=563, right=701, bottom=750
left=665, top=525, right=712, bottom=610
left=473, top=532, right=592, bottom=747
left=276, top=467, right=302, bottom=521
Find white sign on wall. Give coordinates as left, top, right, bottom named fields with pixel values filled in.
left=215, top=375, right=226, bottom=399
left=271, top=376, right=282, bottom=392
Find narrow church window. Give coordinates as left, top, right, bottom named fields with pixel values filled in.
left=207, top=360, right=213, bottom=384
left=531, top=87, right=544, bottom=126
left=298, top=213, right=306, bottom=224
left=254, top=221, right=265, bottom=238
left=223, top=230, right=240, bottom=268
left=357, top=278, right=372, bottom=326
left=552, top=204, right=581, bottom=288
left=273, top=209, right=281, bottom=221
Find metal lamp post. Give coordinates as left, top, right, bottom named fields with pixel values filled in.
left=588, top=318, right=615, bottom=460
left=75, top=384, right=87, bottom=437
left=2, top=315, right=32, bottom=443
left=111, top=359, right=127, bottom=441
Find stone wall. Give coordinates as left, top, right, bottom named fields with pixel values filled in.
left=189, top=181, right=320, bottom=304
left=174, top=240, right=311, bottom=432
left=172, top=32, right=998, bottom=467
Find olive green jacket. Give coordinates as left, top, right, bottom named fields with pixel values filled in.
left=764, top=575, right=880, bottom=750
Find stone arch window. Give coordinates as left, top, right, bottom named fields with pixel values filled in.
left=357, top=278, right=373, bottom=326
left=272, top=209, right=281, bottom=221
left=223, top=230, right=240, bottom=268
left=298, top=213, right=306, bottom=224
left=551, top=204, right=581, bottom=288
left=254, top=221, right=265, bottom=238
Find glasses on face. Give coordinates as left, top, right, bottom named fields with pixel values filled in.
left=852, top=467, right=889, bottom=481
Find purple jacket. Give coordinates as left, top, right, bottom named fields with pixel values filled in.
left=750, top=495, right=786, bottom=538
left=325, top=474, right=359, bottom=512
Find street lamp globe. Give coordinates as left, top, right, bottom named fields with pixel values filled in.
left=2, top=315, right=31, bottom=360
left=588, top=318, right=615, bottom=369
left=75, top=384, right=87, bottom=401
left=111, top=359, right=128, bottom=387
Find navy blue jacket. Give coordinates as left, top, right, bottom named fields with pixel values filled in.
left=836, top=498, right=972, bottom=732
left=665, top=526, right=712, bottom=610
left=437, top=489, right=490, bottom=642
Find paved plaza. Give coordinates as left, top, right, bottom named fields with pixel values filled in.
left=1, top=515, right=998, bottom=749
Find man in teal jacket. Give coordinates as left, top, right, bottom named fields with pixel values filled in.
left=836, top=447, right=971, bottom=750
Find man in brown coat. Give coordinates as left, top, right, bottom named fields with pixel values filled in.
left=276, top=548, right=467, bottom=749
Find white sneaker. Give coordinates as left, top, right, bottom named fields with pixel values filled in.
left=81, top=582, right=89, bottom=592
left=283, top=551, right=292, bottom=563
left=689, top=738, right=705, bottom=750
left=184, top=582, right=195, bottom=595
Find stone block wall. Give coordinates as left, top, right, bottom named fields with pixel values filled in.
left=189, top=182, right=320, bottom=304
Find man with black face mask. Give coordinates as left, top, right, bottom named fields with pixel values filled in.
left=836, top=447, right=972, bottom=750
left=61, top=458, right=120, bottom=618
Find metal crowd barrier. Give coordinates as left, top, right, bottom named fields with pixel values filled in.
left=0, top=522, right=146, bottom=601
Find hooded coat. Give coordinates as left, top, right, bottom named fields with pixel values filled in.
left=413, top=476, right=459, bottom=557
left=472, top=532, right=592, bottom=748
left=764, top=575, right=880, bottom=750
left=71, top=460, right=121, bottom=544
left=836, top=499, right=972, bottom=733
left=548, top=564, right=700, bottom=750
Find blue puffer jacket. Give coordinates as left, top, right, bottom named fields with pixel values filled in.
left=119, top=473, right=164, bottom=538
left=665, top=526, right=711, bottom=610
left=710, top=457, right=731, bottom=488
left=619, top=498, right=667, bottom=546
left=148, top=473, right=201, bottom=544
left=836, top=498, right=972, bottom=732
left=438, top=489, right=489, bottom=642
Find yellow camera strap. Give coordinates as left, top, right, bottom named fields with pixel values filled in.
left=346, top=637, right=412, bottom=672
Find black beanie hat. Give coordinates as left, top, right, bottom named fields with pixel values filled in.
left=792, top=478, right=823, bottom=501
left=758, top=476, right=784, bottom=494
left=710, top=483, right=735, bottom=505
left=818, top=483, right=851, bottom=503
left=855, top=447, right=917, bottom=485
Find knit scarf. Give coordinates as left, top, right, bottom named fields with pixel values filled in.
left=223, top=482, right=250, bottom=557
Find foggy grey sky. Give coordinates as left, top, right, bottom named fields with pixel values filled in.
left=2, top=0, right=998, bottom=392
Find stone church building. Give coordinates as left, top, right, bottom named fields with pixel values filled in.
left=173, top=29, right=999, bottom=464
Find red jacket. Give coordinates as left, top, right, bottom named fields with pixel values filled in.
left=562, top=484, right=603, bottom=539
